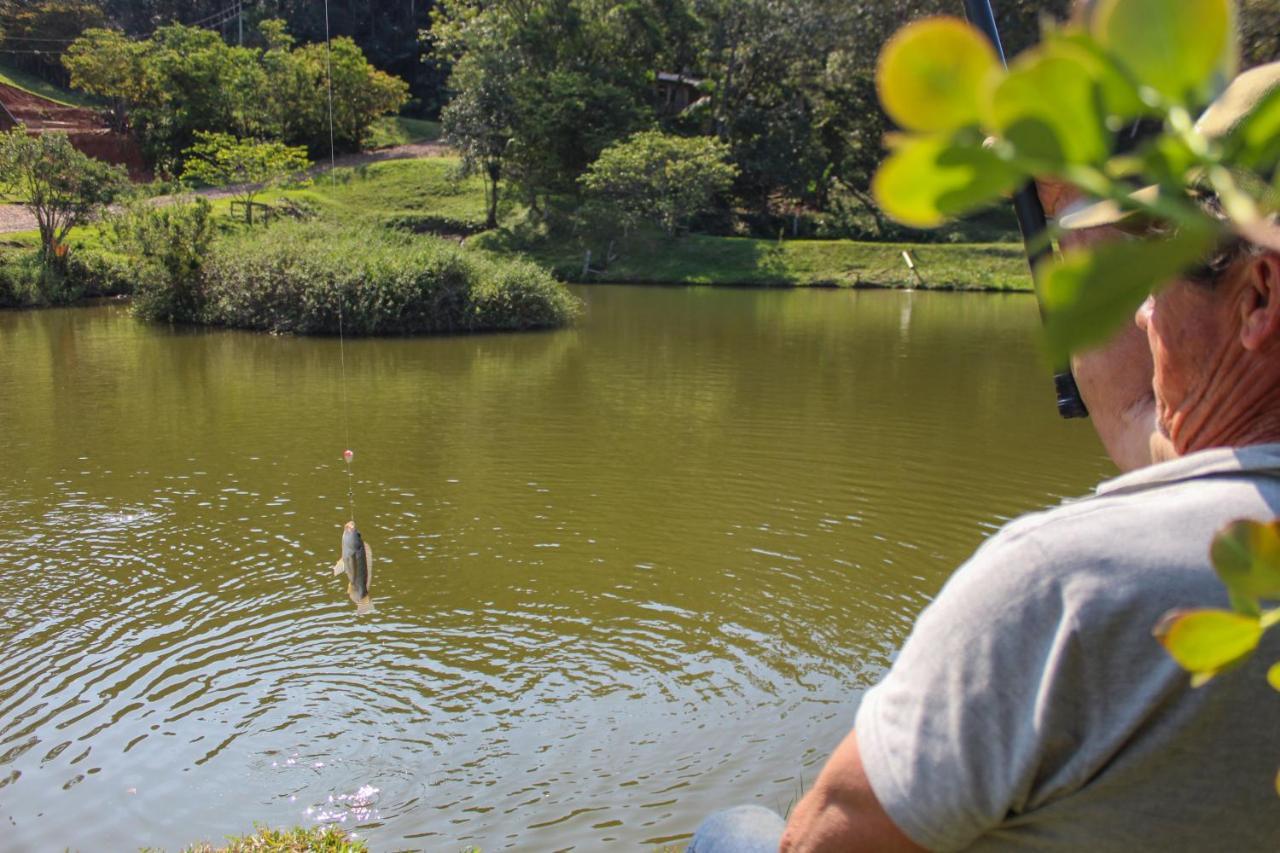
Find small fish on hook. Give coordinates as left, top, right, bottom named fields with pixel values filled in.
left=333, top=520, right=373, bottom=614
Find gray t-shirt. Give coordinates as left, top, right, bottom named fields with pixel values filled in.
left=856, top=445, right=1280, bottom=851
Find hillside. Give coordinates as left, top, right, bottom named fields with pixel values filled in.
left=0, top=66, right=146, bottom=179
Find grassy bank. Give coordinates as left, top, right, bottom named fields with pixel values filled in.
left=474, top=230, right=1032, bottom=291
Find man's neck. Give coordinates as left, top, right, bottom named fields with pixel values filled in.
left=1170, top=353, right=1280, bottom=454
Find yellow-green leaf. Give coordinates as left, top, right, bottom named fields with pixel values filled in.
left=872, top=134, right=1022, bottom=228
left=1040, top=31, right=1148, bottom=121
left=1037, top=225, right=1217, bottom=361
left=1154, top=608, right=1262, bottom=675
left=1210, top=519, right=1280, bottom=602
left=1267, top=661, right=1280, bottom=692
left=986, top=50, right=1111, bottom=168
left=876, top=17, right=1001, bottom=133
left=1092, top=0, right=1235, bottom=107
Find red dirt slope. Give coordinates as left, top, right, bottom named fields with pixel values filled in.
left=0, top=81, right=148, bottom=180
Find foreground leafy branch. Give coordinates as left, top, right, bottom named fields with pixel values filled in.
left=872, top=0, right=1280, bottom=792
left=871, top=0, right=1278, bottom=363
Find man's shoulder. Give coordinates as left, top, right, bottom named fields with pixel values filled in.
left=995, top=451, right=1280, bottom=559
left=953, top=450, right=1280, bottom=615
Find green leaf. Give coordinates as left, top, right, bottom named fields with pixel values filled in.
left=1092, top=0, right=1235, bottom=107
left=1210, top=520, right=1280, bottom=606
left=1154, top=608, right=1262, bottom=677
left=872, top=134, right=1023, bottom=228
left=1134, top=135, right=1201, bottom=187
left=1267, top=661, right=1280, bottom=693
left=1040, top=31, right=1148, bottom=121
left=1037, top=225, right=1217, bottom=361
left=986, top=51, right=1111, bottom=168
left=876, top=17, right=1001, bottom=133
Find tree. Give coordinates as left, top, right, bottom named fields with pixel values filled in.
left=181, top=131, right=310, bottom=224
left=580, top=130, right=737, bottom=237
left=441, top=50, right=518, bottom=230
left=429, top=0, right=665, bottom=208
left=62, top=28, right=148, bottom=133
left=0, top=128, right=128, bottom=264
left=62, top=20, right=409, bottom=167
left=291, top=36, right=410, bottom=152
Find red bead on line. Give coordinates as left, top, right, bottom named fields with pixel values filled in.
left=343, top=449, right=354, bottom=462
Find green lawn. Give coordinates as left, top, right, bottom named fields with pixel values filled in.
left=366, top=115, right=443, bottom=148
left=0, top=63, right=102, bottom=109
left=277, top=157, right=490, bottom=233
left=473, top=231, right=1032, bottom=291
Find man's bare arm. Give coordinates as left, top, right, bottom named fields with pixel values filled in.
left=780, top=729, right=926, bottom=853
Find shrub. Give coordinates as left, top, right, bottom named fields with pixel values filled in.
left=65, top=246, right=133, bottom=297
left=197, top=220, right=579, bottom=335
left=0, top=247, right=98, bottom=306
left=580, top=131, right=738, bottom=237
left=107, top=197, right=218, bottom=322
left=0, top=250, right=43, bottom=307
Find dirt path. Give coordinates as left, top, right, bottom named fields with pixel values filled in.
left=0, top=140, right=453, bottom=236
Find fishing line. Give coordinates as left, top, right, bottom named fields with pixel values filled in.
left=324, top=0, right=356, bottom=526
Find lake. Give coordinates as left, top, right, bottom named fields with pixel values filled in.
left=0, top=285, right=1112, bottom=850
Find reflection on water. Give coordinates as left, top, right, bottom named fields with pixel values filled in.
left=0, top=288, right=1112, bottom=849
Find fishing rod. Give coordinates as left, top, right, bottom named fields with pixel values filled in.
left=961, top=0, right=1089, bottom=420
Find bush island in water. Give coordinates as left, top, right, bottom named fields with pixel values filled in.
left=140, top=219, right=580, bottom=335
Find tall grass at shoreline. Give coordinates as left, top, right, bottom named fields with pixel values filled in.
left=188, top=220, right=580, bottom=335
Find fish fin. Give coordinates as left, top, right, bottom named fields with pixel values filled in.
left=332, top=559, right=345, bottom=576
left=355, top=596, right=374, bottom=615
left=364, top=542, right=373, bottom=587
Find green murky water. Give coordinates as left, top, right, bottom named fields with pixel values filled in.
left=0, top=286, right=1112, bottom=849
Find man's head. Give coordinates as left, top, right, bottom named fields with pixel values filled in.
left=1127, top=226, right=1280, bottom=452
left=1053, top=61, right=1280, bottom=457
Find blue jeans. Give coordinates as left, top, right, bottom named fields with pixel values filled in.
left=688, top=805, right=786, bottom=852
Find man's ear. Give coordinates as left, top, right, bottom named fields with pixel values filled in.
left=1240, top=252, right=1280, bottom=352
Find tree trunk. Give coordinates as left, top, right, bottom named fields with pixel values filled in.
left=485, top=160, right=501, bottom=229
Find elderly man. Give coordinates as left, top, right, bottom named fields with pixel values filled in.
left=689, top=62, right=1280, bottom=851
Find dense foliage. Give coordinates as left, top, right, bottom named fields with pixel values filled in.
left=62, top=21, right=408, bottom=167
left=430, top=0, right=1075, bottom=224
left=131, top=219, right=580, bottom=335
left=6, top=1, right=1275, bottom=236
